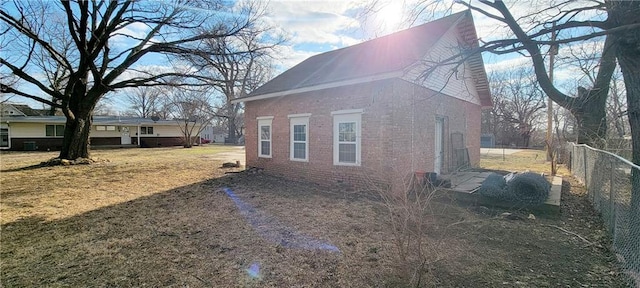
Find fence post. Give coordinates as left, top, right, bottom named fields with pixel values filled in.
left=583, top=146, right=589, bottom=200
left=609, top=157, right=615, bottom=235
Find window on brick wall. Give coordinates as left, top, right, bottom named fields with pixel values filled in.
left=332, top=110, right=362, bottom=166
left=288, top=114, right=310, bottom=161
left=257, top=117, right=273, bottom=158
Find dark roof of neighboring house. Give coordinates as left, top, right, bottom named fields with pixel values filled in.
left=234, top=11, right=491, bottom=107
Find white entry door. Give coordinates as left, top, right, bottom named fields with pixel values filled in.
left=434, top=118, right=444, bottom=174
left=121, top=127, right=131, bottom=145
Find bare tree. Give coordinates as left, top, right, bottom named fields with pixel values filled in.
left=124, top=86, right=162, bottom=118
left=92, top=97, right=117, bottom=116
left=169, top=88, right=215, bottom=148
left=0, top=0, right=259, bottom=159
left=489, top=68, right=546, bottom=147
left=607, top=72, right=627, bottom=139
left=183, top=1, right=281, bottom=143
left=559, top=39, right=628, bottom=140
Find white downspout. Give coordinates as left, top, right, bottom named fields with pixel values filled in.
left=137, top=125, right=141, bottom=147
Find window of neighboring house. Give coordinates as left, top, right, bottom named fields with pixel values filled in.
left=332, top=110, right=362, bottom=166
left=289, top=114, right=310, bottom=161
left=45, top=124, right=65, bottom=137
left=1, top=128, right=9, bottom=148
left=257, top=117, right=273, bottom=158
left=95, top=125, right=117, bottom=131
left=141, top=126, right=154, bottom=135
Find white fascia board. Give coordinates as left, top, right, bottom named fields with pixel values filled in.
left=232, top=71, right=403, bottom=104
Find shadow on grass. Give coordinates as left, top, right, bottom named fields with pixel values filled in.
left=1, top=163, right=50, bottom=173
left=0, top=174, right=345, bottom=287
left=1, top=173, right=628, bottom=287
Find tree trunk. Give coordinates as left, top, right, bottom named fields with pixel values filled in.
left=571, top=88, right=608, bottom=147
left=184, top=121, right=193, bottom=148
left=227, top=103, right=237, bottom=144
left=616, top=16, right=640, bottom=268
left=59, top=110, right=93, bottom=160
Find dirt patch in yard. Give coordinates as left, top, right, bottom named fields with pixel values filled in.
left=0, top=148, right=627, bottom=287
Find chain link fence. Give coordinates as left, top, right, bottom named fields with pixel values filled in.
left=568, top=142, right=639, bottom=287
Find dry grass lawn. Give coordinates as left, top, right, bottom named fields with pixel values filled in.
left=1, top=145, right=240, bottom=224
left=480, top=149, right=571, bottom=177
left=0, top=146, right=628, bottom=287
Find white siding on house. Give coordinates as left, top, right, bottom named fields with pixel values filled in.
left=142, top=125, right=185, bottom=137
left=212, top=134, right=226, bottom=143
left=403, top=27, right=481, bottom=105
left=92, top=126, right=123, bottom=137
left=5, top=122, right=190, bottom=138
left=6, top=123, right=48, bottom=137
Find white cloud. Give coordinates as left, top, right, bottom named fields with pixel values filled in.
left=484, top=55, right=532, bottom=73
left=110, top=22, right=151, bottom=47
left=265, top=1, right=362, bottom=46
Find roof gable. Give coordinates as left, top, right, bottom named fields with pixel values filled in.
left=238, top=12, right=466, bottom=101
left=1, top=103, right=28, bottom=116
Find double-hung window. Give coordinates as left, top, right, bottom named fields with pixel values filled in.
left=257, top=116, right=273, bottom=158
left=288, top=114, right=310, bottom=161
left=332, top=109, right=362, bottom=166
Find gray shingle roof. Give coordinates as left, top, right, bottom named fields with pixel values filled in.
left=240, top=11, right=466, bottom=99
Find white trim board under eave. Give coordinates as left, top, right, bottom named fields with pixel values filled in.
left=231, top=71, right=403, bottom=104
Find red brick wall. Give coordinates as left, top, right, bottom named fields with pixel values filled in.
left=244, top=78, right=482, bottom=190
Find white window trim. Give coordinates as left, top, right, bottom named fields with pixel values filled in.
left=330, top=109, right=364, bottom=116
left=287, top=113, right=312, bottom=119
left=0, top=126, right=10, bottom=149
left=289, top=115, right=309, bottom=162
left=333, top=112, right=362, bottom=166
left=257, top=117, right=273, bottom=158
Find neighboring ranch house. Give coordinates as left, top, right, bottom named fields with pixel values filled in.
left=0, top=113, right=200, bottom=151
left=232, top=11, right=491, bottom=188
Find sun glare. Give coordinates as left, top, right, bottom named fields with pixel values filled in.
left=376, top=1, right=405, bottom=34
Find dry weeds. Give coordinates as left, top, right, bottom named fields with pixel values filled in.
left=0, top=147, right=627, bottom=287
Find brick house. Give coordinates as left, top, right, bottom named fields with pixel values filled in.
left=232, top=11, right=491, bottom=188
